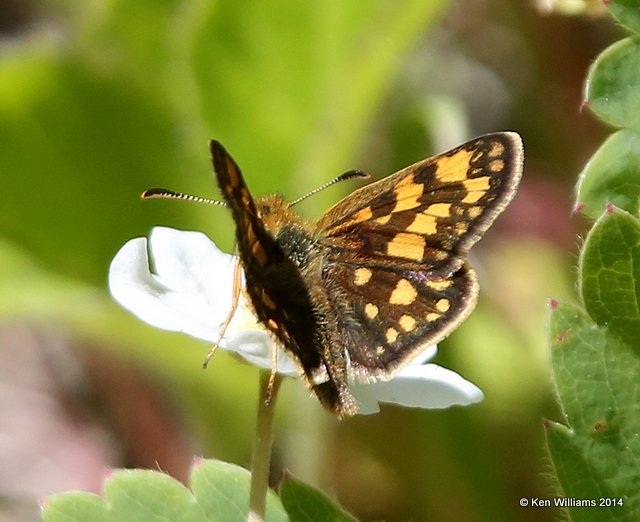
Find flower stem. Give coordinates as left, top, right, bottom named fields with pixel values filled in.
left=248, top=370, right=282, bottom=522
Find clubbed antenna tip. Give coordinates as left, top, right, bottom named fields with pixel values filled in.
left=290, top=170, right=370, bottom=206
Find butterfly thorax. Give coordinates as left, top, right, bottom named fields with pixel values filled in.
left=228, top=193, right=329, bottom=370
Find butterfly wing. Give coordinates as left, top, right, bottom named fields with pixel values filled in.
left=210, top=140, right=317, bottom=364
left=210, top=140, right=358, bottom=415
left=316, top=132, right=524, bottom=379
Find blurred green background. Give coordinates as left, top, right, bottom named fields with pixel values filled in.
left=0, top=0, right=619, bottom=520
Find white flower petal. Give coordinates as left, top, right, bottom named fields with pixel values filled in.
left=353, top=364, right=484, bottom=415
left=109, top=227, right=299, bottom=374
left=109, top=227, right=234, bottom=342
left=225, top=330, right=299, bottom=376
left=148, top=227, right=235, bottom=309
left=408, top=344, right=438, bottom=365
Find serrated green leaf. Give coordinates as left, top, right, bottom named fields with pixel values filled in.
left=42, top=492, right=109, bottom=522
left=607, top=0, right=640, bottom=35
left=41, top=459, right=288, bottom=522
left=576, top=129, right=640, bottom=218
left=279, top=475, right=357, bottom=522
left=546, top=301, right=640, bottom=521
left=579, top=207, right=640, bottom=353
left=585, top=38, right=640, bottom=130
left=190, top=459, right=288, bottom=522
left=104, top=470, right=206, bottom=522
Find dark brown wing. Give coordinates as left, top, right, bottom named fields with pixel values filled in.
left=324, top=261, right=479, bottom=380
left=210, top=140, right=356, bottom=415
left=316, top=132, right=524, bottom=379
left=210, top=140, right=316, bottom=368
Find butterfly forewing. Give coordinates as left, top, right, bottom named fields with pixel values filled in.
left=210, top=140, right=356, bottom=415
left=317, top=133, right=523, bottom=277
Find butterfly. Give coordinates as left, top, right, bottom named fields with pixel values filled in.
left=148, top=133, right=523, bottom=418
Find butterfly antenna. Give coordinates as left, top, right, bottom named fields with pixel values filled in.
left=290, top=170, right=370, bottom=207
left=141, top=188, right=226, bottom=207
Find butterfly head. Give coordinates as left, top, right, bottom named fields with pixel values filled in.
left=254, top=194, right=304, bottom=236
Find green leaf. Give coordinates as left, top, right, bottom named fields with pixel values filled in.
left=576, top=129, right=640, bottom=218
left=41, top=459, right=288, bottom=522
left=43, top=492, right=110, bottom=522
left=547, top=301, right=640, bottom=521
left=105, top=470, right=206, bottom=522
left=546, top=422, right=620, bottom=522
left=585, top=38, right=640, bottom=131
left=190, top=459, right=288, bottom=522
left=43, top=470, right=206, bottom=522
left=607, top=0, right=640, bottom=35
left=579, top=207, right=640, bottom=353
left=279, top=474, right=357, bottom=522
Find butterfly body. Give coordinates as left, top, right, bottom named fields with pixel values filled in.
left=214, top=175, right=358, bottom=414
left=210, top=133, right=523, bottom=418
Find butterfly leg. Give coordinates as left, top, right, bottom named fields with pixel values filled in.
left=263, top=341, right=279, bottom=405
left=203, top=257, right=243, bottom=369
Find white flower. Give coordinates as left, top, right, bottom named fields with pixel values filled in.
left=108, top=227, right=484, bottom=414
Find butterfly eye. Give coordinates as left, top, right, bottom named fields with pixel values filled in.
left=260, top=204, right=272, bottom=216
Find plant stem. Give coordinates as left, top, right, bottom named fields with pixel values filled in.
left=248, top=370, right=282, bottom=522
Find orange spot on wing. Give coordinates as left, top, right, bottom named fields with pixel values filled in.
left=390, top=279, right=417, bottom=305
left=392, top=174, right=424, bottom=213
left=435, top=149, right=474, bottom=183
left=406, top=213, right=437, bottom=235
left=425, top=203, right=451, bottom=217
left=354, top=267, right=373, bottom=286
left=387, top=232, right=425, bottom=261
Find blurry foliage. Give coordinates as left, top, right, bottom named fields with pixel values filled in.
left=547, top=5, right=640, bottom=520
left=0, top=0, right=626, bottom=521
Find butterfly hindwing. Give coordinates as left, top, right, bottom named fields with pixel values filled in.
left=324, top=262, right=479, bottom=379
